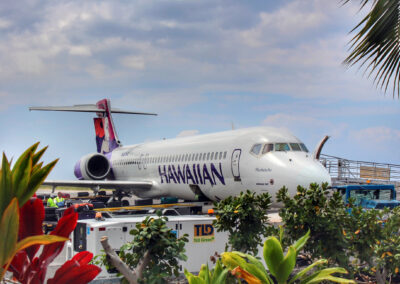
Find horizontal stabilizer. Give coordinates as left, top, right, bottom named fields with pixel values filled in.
left=29, top=104, right=157, bottom=116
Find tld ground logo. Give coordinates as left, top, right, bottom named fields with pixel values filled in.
left=193, top=224, right=215, bottom=243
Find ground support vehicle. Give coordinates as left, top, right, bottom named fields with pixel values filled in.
left=333, top=184, right=400, bottom=209
left=67, top=215, right=229, bottom=281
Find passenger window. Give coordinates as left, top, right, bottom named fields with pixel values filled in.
left=262, top=144, right=274, bottom=154
left=210, top=152, right=214, bottom=160
left=300, top=143, right=309, bottom=153
left=223, top=151, right=227, bottom=159
left=290, top=143, right=301, bottom=151
left=195, top=153, right=199, bottom=161
left=251, top=144, right=262, bottom=155
left=219, top=152, right=222, bottom=159
left=203, top=153, right=206, bottom=161
left=206, top=153, right=210, bottom=160
left=275, top=143, right=290, bottom=151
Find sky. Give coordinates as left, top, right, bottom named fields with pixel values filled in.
left=1, top=0, right=399, bottom=179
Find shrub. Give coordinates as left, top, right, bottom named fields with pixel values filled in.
left=213, top=190, right=277, bottom=255
left=277, top=183, right=349, bottom=266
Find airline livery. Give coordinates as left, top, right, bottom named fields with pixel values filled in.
left=30, top=99, right=331, bottom=201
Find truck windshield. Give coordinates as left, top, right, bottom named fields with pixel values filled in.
left=349, top=189, right=393, bottom=206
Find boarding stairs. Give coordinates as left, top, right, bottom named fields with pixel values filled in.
left=320, top=154, right=400, bottom=190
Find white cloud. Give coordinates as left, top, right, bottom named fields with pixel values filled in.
left=176, top=130, right=199, bottom=137
left=69, top=46, right=92, bottom=56
left=120, top=56, right=146, bottom=70
left=0, top=18, right=11, bottom=29
left=350, top=126, right=400, bottom=145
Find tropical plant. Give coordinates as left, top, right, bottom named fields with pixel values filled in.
left=277, top=183, right=349, bottom=266
left=1, top=143, right=101, bottom=283
left=343, top=0, right=400, bottom=96
left=96, top=210, right=188, bottom=284
left=345, top=204, right=400, bottom=283
left=221, top=229, right=355, bottom=284
left=184, top=259, right=230, bottom=284
left=213, top=190, right=276, bottom=255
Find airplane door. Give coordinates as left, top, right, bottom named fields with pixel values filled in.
left=231, top=149, right=241, bottom=182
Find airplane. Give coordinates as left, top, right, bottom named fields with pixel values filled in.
left=30, top=98, right=331, bottom=202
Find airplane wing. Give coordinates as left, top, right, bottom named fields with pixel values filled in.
left=42, top=180, right=153, bottom=191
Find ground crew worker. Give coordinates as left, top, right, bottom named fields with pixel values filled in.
left=47, top=195, right=58, bottom=207
left=55, top=192, right=65, bottom=207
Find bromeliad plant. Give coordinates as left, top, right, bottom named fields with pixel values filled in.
left=1, top=143, right=101, bottom=283
left=221, top=229, right=355, bottom=284
left=184, top=259, right=230, bottom=284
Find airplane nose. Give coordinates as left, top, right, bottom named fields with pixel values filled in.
left=295, top=161, right=332, bottom=187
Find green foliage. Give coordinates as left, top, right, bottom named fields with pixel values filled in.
left=222, top=229, right=355, bottom=284
left=343, top=0, right=400, bottom=96
left=213, top=190, right=276, bottom=255
left=345, top=205, right=400, bottom=282
left=0, top=142, right=58, bottom=216
left=97, top=211, right=188, bottom=284
left=184, top=259, right=229, bottom=284
left=277, top=183, right=349, bottom=266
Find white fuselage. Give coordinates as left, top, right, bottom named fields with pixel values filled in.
left=109, top=127, right=331, bottom=201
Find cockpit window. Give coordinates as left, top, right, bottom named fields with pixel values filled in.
left=275, top=143, right=290, bottom=151
left=300, top=143, right=309, bottom=153
left=251, top=144, right=262, bottom=155
left=290, top=143, right=301, bottom=151
left=262, top=143, right=274, bottom=154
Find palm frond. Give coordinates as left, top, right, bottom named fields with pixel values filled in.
left=344, top=0, right=400, bottom=97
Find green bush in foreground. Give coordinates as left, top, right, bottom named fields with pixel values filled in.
left=277, top=183, right=349, bottom=266
left=213, top=190, right=277, bottom=255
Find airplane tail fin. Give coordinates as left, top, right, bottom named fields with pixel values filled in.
left=29, top=98, right=157, bottom=154
left=94, top=99, right=120, bottom=154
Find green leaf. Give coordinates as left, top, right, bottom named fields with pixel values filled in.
left=15, top=234, right=68, bottom=252
left=184, top=269, right=207, bottom=284
left=0, top=153, right=12, bottom=218
left=230, top=251, right=270, bottom=283
left=289, top=259, right=327, bottom=284
left=211, top=259, right=229, bottom=284
left=263, top=236, right=284, bottom=277
left=12, top=152, right=32, bottom=201
left=302, top=267, right=354, bottom=284
left=221, top=252, right=249, bottom=271
left=0, top=198, right=19, bottom=279
left=21, top=159, right=58, bottom=205
left=293, top=230, right=310, bottom=254
left=31, top=146, right=47, bottom=167
left=198, top=264, right=210, bottom=282
left=276, top=246, right=296, bottom=284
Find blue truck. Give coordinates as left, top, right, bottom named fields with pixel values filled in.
left=333, top=184, right=400, bottom=209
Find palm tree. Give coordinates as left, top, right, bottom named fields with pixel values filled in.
left=344, top=0, right=400, bottom=97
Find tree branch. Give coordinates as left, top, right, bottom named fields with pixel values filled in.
left=100, top=236, right=138, bottom=284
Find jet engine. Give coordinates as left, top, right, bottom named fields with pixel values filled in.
left=74, top=153, right=110, bottom=180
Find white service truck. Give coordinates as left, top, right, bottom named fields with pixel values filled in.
left=66, top=215, right=229, bottom=281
